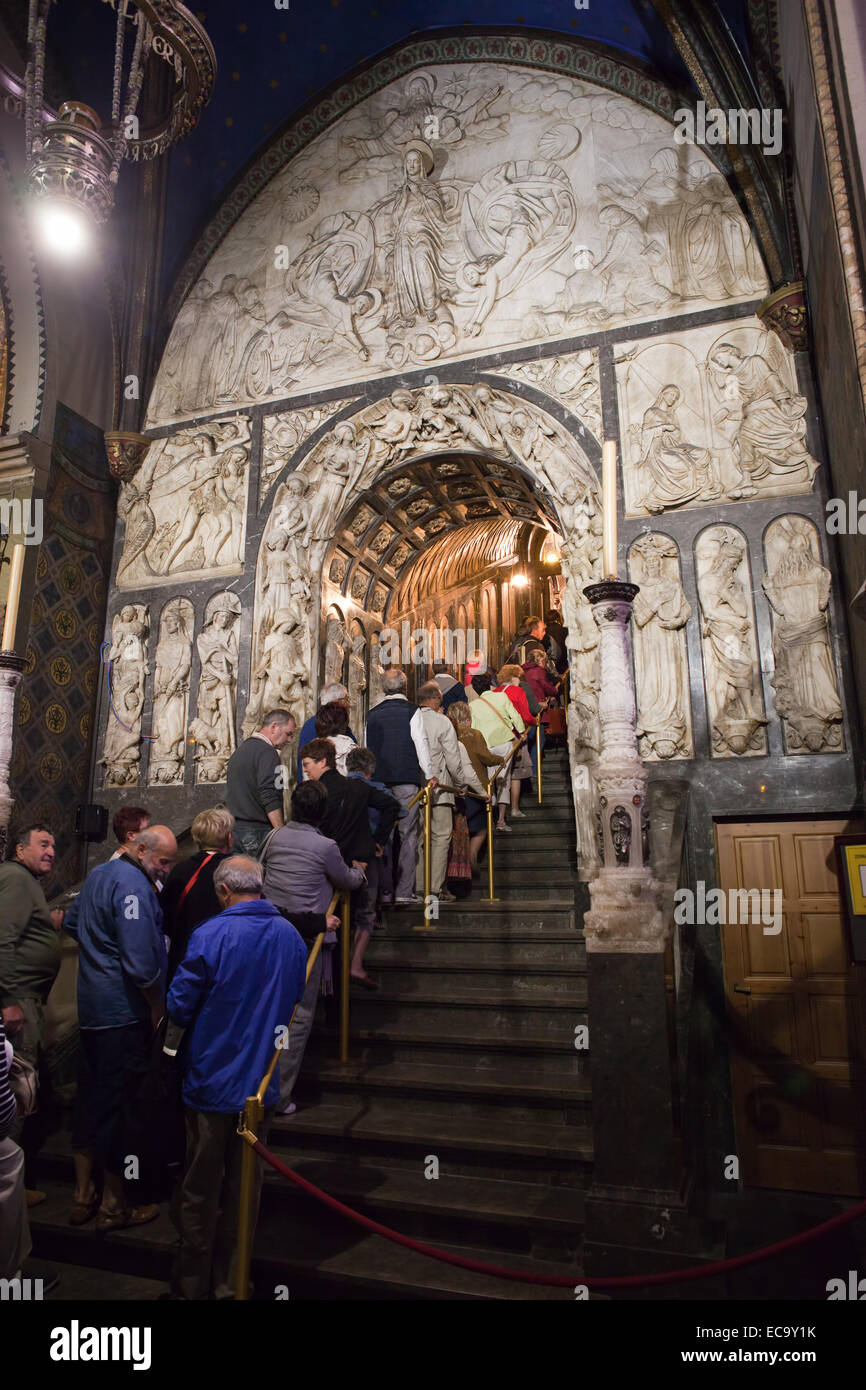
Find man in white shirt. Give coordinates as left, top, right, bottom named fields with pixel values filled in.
left=415, top=682, right=465, bottom=900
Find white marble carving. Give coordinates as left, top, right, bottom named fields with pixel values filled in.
left=102, top=605, right=150, bottom=787
left=189, top=592, right=240, bottom=783
left=696, top=527, right=767, bottom=757
left=348, top=633, right=367, bottom=738
left=501, top=351, right=602, bottom=440
left=628, top=535, right=693, bottom=761
left=146, top=64, right=768, bottom=424
left=616, top=321, right=819, bottom=516
left=260, top=399, right=358, bottom=503
left=117, top=418, right=250, bottom=588
left=325, top=617, right=347, bottom=686
left=149, top=599, right=194, bottom=785
left=762, top=517, right=843, bottom=753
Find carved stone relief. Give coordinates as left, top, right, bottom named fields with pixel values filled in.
left=146, top=64, right=767, bottom=425
left=616, top=321, right=819, bottom=516
left=190, top=592, right=240, bottom=783
left=102, top=604, right=149, bottom=788
left=117, top=417, right=250, bottom=589
left=696, top=527, right=767, bottom=757
left=762, top=517, right=843, bottom=753
left=260, top=399, right=357, bottom=502
left=628, top=534, right=693, bottom=761
left=149, top=598, right=194, bottom=785
left=324, top=616, right=347, bottom=686
left=348, top=633, right=367, bottom=738
left=502, top=349, right=602, bottom=440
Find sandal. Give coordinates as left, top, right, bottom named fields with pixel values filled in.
left=96, top=1203, right=159, bottom=1232
left=68, top=1194, right=100, bottom=1227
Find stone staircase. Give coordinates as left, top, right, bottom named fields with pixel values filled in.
left=29, top=747, right=592, bottom=1299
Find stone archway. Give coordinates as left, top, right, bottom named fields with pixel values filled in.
left=245, top=378, right=605, bottom=864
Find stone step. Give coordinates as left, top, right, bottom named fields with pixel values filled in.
left=358, top=962, right=586, bottom=1001
left=297, top=1067, right=590, bottom=1128
left=488, top=844, right=577, bottom=867
left=491, top=867, right=581, bottom=886
left=269, top=1096, right=593, bottom=1180
left=380, top=900, right=580, bottom=930
left=300, top=1056, right=589, bottom=1105
left=308, top=1028, right=588, bottom=1076
left=346, top=992, right=585, bottom=1041
left=26, top=1178, right=578, bottom=1300
left=368, top=936, right=586, bottom=967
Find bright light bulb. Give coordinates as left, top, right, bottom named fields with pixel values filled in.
left=35, top=200, right=90, bottom=255
left=511, top=574, right=529, bottom=587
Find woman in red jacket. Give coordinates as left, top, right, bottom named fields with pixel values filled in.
left=494, top=664, right=534, bottom=820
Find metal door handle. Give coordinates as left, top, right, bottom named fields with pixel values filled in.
left=734, top=983, right=752, bottom=995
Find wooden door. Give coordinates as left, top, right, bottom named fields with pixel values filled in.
left=716, top=818, right=866, bottom=1195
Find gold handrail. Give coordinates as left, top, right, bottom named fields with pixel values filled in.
left=482, top=733, right=524, bottom=903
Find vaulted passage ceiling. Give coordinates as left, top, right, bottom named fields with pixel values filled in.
left=325, top=452, right=558, bottom=615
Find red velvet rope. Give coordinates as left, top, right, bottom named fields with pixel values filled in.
left=251, top=1139, right=866, bottom=1289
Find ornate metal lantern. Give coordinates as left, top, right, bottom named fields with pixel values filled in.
left=23, top=0, right=216, bottom=230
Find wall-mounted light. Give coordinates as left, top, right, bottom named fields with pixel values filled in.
left=511, top=573, right=529, bottom=588
left=541, top=532, right=560, bottom=565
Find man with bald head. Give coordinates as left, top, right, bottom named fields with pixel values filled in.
left=64, top=824, right=177, bottom=1229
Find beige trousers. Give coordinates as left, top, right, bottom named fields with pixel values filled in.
left=416, top=803, right=453, bottom=896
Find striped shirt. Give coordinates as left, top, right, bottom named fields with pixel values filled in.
left=0, top=1019, right=17, bottom=1139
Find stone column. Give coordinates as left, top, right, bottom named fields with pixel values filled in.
left=581, top=581, right=721, bottom=1289
left=0, top=652, right=25, bottom=862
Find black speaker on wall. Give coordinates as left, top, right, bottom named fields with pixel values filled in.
left=75, top=804, right=108, bottom=843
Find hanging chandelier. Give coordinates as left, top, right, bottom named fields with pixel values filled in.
left=23, top=0, right=216, bottom=232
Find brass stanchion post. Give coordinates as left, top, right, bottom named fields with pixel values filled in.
left=484, top=785, right=497, bottom=902
left=235, top=1093, right=263, bottom=1300
left=414, top=784, right=436, bottom=931
left=339, top=891, right=351, bottom=1063
left=536, top=717, right=543, bottom=805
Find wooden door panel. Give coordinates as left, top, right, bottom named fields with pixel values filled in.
left=717, top=817, right=865, bottom=1195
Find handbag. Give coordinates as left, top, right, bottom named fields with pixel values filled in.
left=9, top=1052, right=38, bottom=1117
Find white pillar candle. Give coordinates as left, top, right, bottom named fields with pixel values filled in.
left=602, top=440, right=618, bottom=578
left=1, top=544, right=25, bottom=650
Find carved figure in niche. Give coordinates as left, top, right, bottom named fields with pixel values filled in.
left=708, top=342, right=817, bottom=497
left=339, top=71, right=507, bottom=181
left=348, top=635, right=367, bottom=738
left=762, top=520, right=842, bottom=753
left=594, top=207, right=671, bottom=316
left=102, top=605, right=149, bottom=787
left=149, top=600, right=193, bottom=785
left=369, top=636, right=386, bottom=706
left=527, top=247, right=609, bottom=334
left=697, top=533, right=767, bottom=756
left=281, top=210, right=377, bottom=362
left=610, top=806, right=631, bottom=865
left=302, top=421, right=371, bottom=543
left=190, top=593, right=240, bottom=783
left=325, top=617, right=346, bottom=687
left=458, top=160, right=577, bottom=336
left=633, top=385, right=721, bottom=512
left=631, top=537, right=693, bottom=761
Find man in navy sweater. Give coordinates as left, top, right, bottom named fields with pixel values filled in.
left=365, top=668, right=435, bottom=904
left=167, top=855, right=307, bottom=1300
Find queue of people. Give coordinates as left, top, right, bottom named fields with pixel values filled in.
left=0, top=617, right=567, bottom=1297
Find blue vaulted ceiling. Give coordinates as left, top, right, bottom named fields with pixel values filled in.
left=42, top=0, right=755, bottom=293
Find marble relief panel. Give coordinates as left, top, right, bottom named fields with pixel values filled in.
left=501, top=349, right=602, bottom=440
left=260, top=399, right=358, bottom=502
left=615, top=321, right=819, bottom=517
left=116, top=417, right=251, bottom=589
left=146, top=63, right=768, bottom=426
left=190, top=592, right=241, bottom=785
left=695, top=526, right=767, bottom=758
left=149, top=598, right=194, bottom=786
left=762, top=517, right=843, bottom=754
left=101, top=604, right=150, bottom=788
left=628, top=534, right=693, bottom=761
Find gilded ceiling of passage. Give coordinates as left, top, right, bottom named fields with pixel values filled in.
left=325, top=452, right=557, bottom=615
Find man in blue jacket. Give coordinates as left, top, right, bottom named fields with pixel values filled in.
left=64, top=823, right=177, bottom=1231
left=167, top=854, right=307, bottom=1300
